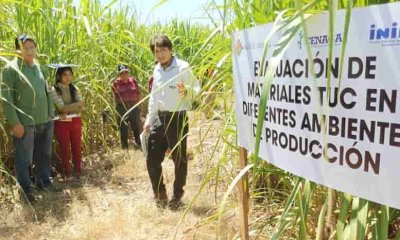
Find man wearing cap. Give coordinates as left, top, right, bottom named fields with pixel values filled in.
left=112, top=64, right=142, bottom=149
left=1, top=34, right=56, bottom=203
left=144, top=35, right=200, bottom=210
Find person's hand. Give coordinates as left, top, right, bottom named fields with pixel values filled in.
left=60, top=113, right=68, bottom=120
left=12, top=124, right=24, bottom=138
left=176, top=82, right=187, bottom=98
left=143, top=124, right=150, bottom=134
left=77, top=101, right=84, bottom=108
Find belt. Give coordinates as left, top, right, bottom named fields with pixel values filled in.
left=53, top=113, right=80, bottom=121
left=158, top=111, right=186, bottom=117
left=117, top=102, right=136, bottom=108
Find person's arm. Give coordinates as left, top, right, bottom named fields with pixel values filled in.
left=144, top=73, right=159, bottom=132
left=41, top=65, right=54, bottom=119
left=181, top=65, right=201, bottom=99
left=148, top=75, right=154, bottom=92
left=69, top=85, right=83, bottom=113
left=133, top=78, right=141, bottom=101
left=49, top=86, right=82, bottom=113
left=1, top=67, right=21, bottom=126
left=1, top=67, right=24, bottom=138
left=46, top=83, right=54, bottom=119
left=111, top=79, right=121, bottom=103
left=60, top=102, right=82, bottom=113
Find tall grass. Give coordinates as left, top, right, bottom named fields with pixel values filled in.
left=1, top=0, right=399, bottom=239
left=0, top=0, right=221, bottom=154
left=0, top=0, right=225, bottom=207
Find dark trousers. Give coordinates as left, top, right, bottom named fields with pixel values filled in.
left=146, top=111, right=188, bottom=199
left=14, top=121, right=53, bottom=194
left=116, top=103, right=142, bottom=148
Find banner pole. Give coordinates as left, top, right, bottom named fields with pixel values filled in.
left=238, top=147, right=249, bottom=240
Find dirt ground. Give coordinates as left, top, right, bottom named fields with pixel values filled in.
left=0, top=113, right=242, bottom=240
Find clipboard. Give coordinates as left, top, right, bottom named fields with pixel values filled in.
left=53, top=113, right=80, bottom=121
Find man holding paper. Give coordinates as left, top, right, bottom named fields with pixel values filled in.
left=143, top=35, right=200, bottom=210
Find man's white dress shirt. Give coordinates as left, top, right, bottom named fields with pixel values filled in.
left=145, top=56, right=200, bottom=128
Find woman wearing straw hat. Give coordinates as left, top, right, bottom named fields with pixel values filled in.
left=49, top=64, right=84, bottom=181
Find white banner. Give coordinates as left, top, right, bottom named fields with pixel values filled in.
left=233, top=3, right=400, bottom=209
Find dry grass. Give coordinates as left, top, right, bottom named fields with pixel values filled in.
left=0, top=112, right=240, bottom=240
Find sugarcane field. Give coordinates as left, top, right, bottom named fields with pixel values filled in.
left=1, top=0, right=400, bottom=239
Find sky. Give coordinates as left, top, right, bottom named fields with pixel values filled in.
left=101, top=0, right=222, bottom=26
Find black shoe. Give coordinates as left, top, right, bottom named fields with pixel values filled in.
left=168, top=196, right=183, bottom=211
left=21, top=192, right=38, bottom=205
left=40, top=184, right=63, bottom=193
left=75, top=174, right=81, bottom=181
left=133, top=144, right=141, bottom=151
left=155, top=191, right=168, bottom=208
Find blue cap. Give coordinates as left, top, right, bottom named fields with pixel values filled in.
left=15, top=34, right=36, bottom=49
left=118, top=64, right=129, bottom=74
left=19, top=34, right=35, bottom=43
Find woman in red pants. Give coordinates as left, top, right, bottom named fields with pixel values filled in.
left=49, top=64, right=84, bottom=181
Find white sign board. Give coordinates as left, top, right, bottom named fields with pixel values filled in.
left=233, top=3, right=400, bottom=209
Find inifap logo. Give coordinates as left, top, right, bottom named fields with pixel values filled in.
left=369, top=22, right=400, bottom=47
left=234, top=39, right=243, bottom=55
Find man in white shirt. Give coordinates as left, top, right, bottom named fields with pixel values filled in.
left=143, top=35, right=200, bottom=209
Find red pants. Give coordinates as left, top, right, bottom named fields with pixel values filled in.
left=54, top=117, right=82, bottom=177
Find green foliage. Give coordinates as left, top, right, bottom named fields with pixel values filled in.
left=0, top=0, right=224, bottom=154
left=0, top=0, right=229, bottom=208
